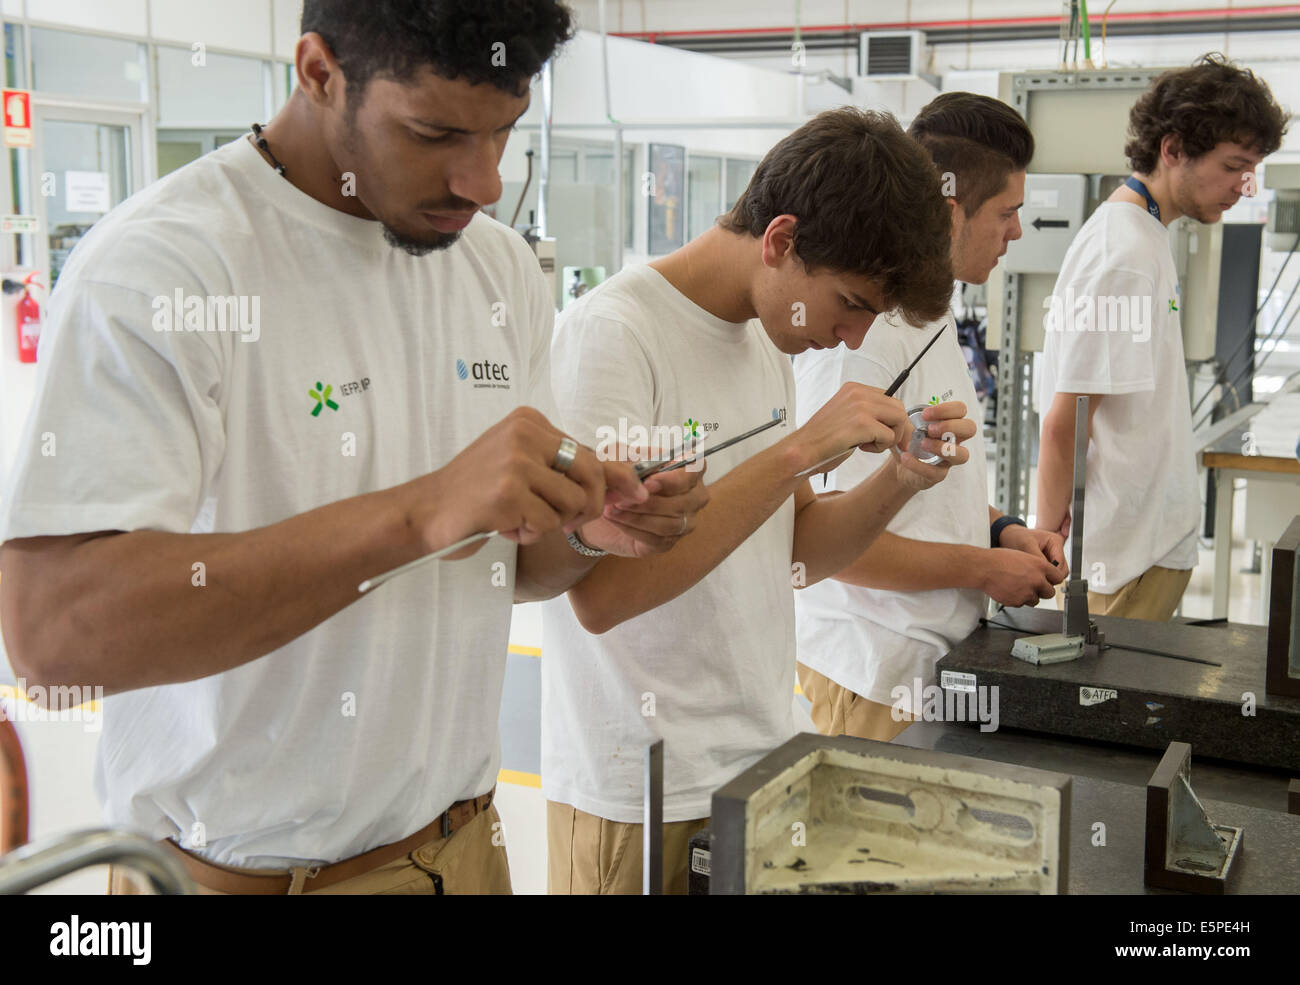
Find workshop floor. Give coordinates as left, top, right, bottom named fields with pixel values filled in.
left=2, top=481, right=1274, bottom=895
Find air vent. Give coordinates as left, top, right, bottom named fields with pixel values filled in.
left=858, top=31, right=925, bottom=80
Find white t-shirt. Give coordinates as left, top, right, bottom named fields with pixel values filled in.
left=1038, top=201, right=1199, bottom=593
left=0, top=136, right=556, bottom=868
left=793, top=313, right=989, bottom=713
left=542, top=264, right=798, bottom=823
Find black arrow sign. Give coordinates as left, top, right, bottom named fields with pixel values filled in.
left=1033, top=217, right=1069, bottom=230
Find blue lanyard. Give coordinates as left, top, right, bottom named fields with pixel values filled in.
left=1124, top=176, right=1161, bottom=222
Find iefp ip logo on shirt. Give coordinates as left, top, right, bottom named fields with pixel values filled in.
left=456, top=357, right=511, bottom=390
left=308, top=377, right=370, bottom=415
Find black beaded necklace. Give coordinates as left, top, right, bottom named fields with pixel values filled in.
left=250, top=122, right=287, bottom=178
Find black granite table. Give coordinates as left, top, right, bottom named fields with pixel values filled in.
left=933, top=606, right=1300, bottom=771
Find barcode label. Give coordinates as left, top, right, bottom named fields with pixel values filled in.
left=941, top=671, right=977, bottom=693
left=690, top=848, right=711, bottom=876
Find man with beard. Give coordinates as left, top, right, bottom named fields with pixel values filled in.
left=0, top=0, right=704, bottom=894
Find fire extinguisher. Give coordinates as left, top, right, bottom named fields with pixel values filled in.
left=16, top=273, right=42, bottom=363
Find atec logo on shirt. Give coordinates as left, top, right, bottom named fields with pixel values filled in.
left=457, top=357, right=511, bottom=389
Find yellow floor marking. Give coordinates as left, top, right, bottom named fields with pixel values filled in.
left=498, top=768, right=541, bottom=788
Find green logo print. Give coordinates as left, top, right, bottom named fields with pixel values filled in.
left=309, top=381, right=339, bottom=416
left=928, top=395, right=940, bottom=405
left=1169, top=298, right=1179, bottom=312
left=684, top=418, right=699, bottom=437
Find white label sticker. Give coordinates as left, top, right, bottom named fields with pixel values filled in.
left=1080, top=686, right=1118, bottom=706
left=65, top=170, right=111, bottom=213
left=690, top=848, right=710, bottom=876
left=1029, top=188, right=1060, bottom=208
left=941, top=671, right=977, bottom=693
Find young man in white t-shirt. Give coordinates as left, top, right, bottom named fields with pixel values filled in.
left=793, top=93, right=1068, bottom=742
left=544, top=108, right=978, bottom=894
left=1037, top=55, right=1289, bottom=620
left=0, top=1, right=706, bottom=895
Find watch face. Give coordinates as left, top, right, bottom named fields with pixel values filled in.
left=906, top=405, right=943, bottom=465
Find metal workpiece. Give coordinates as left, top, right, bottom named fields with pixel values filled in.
left=1145, top=743, right=1242, bottom=894
left=0, top=828, right=196, bottom=895
left=1010, top=632, right=1084, bottom=665
left=709, top=733, right=1070, bottom=895
left=643, top=739, right=663, bottom=896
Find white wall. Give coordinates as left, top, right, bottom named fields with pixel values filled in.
left=25, top=0, right=148, bottom=37
left=568, top=0, right=1300, bottom=151
left=513, top=27, right=801, bottom=168
left=11, top=0, right=301, bottom=58
left=151, top=0, right=274, bottom=54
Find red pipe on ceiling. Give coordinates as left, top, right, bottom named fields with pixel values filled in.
left=612, top=5, right=1300, bottom=42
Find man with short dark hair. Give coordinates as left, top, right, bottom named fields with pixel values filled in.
left=1036, top=54, right=1290, bottom=620
left=793, top=92, right=1066, bottom=741
left=543, top=107, right=976, bottom=894
left=0, top=0, right=705, bottom=895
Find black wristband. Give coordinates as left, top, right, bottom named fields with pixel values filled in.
left=990, top=515, right=1027, bottom=548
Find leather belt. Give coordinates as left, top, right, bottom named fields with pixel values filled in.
left=157, top=790, right=494, bottom=895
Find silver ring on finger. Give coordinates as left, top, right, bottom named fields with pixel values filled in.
left=552, top=436, right=578, bottom=475
left=680, top=513, right=689, bottom=535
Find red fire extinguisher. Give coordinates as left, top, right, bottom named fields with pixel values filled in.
left=16, top=273, right=42, bottom=363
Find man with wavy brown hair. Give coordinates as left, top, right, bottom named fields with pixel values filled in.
left=543, top=107, right=976, bottom=894
left=1037, top=54, right=1289, bottom=620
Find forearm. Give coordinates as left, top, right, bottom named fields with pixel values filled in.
left=565, top=443, right=805, bottom=634
left=0, top=483, right=430, bottom=694
left=1035, top=416, right=1074, bottom=531
left=831, top=531, right=988, bottom=592
left=515, top=530, right=600, bottom=603
left=792, top=462, right=917, bottom=586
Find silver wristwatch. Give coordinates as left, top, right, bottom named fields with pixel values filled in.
left=566, top=530, right=608, bottom=558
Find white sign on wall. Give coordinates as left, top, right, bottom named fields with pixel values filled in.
left=65, top=171, right=111, bottom=213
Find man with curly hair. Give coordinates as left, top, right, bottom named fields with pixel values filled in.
left=1036, top=54, right=1289, bottom=620
left=0, top=1, right=706, bottom=894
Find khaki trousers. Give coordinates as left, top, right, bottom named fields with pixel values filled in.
left=1055, top=564, right=1192, bottom=621
left=546, top=800, right=709, bottom=895
left=108, top=805, right=512, bottom=895
left=796, top=662, right=913, bottom=742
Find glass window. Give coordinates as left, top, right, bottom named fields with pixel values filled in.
left=157, top=45, right=265, bottom=127
left=585, top=145, right=636, bottom=248
left=548, top=148, right=579, bottom=183
left=688, top=155, right=722, bottom=240
left=156, top=130, right=245, bottom=179
left=30, top=28, right=146, bottom=103
left=272, top=61, right=294, bottom=115
left=157, top=138, right=203, bottom=178
left=725, top=158, right=758, bottom=212
left=5, top=21, right=26, bottom=89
